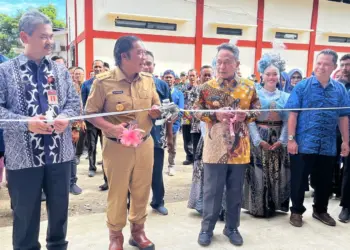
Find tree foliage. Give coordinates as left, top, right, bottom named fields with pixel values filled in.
left=0, top=4, right=65, bottom=58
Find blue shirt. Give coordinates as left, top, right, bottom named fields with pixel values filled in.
left=150, top=77, right=171, bottom=149
left=285, top=76, right=350, bottom=156
left=170, top=87, right=184, bottom=134
left=81, top=77, right=95, bottom=107
left=0, top=54, right=81, bottom=170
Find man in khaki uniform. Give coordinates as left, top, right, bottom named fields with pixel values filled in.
left=85, top=36, right=160, bottom=250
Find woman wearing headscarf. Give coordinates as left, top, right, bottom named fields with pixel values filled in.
left=280, top=72, right=291, bottom=93
left=332, top=68, right=342, bottom=81
left=242, top=52, right=291, bottom=217
left=288, top=69, right=303, bottom=89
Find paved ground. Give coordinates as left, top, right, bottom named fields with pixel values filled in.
left=1, top=198, right=349, bottom=249
left=1, top=137, right=350, bottom=249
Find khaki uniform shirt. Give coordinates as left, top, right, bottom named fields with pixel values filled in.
left=85, top=67, right=160, bottom=138
left=194, top=76, right=260, bottom=164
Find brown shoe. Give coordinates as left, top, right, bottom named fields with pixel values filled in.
left=290, top=213, right=303, bottom=227
left=313, top=212, right=336, bottom=226
left=129, top=223, right=155, bottom=250
left=109, top=229, right=124, bottom=250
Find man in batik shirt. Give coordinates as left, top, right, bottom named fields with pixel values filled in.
left=194, top=43, right=260, bottom=247
left=0, top=10, right=80, bottom=249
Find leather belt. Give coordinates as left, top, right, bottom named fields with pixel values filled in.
left=256, top=120, right=283, bottom=126
left=108, top=134, right=151, bottom=144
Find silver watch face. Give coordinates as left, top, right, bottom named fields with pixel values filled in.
left=288, top=135, right=294, bottom=140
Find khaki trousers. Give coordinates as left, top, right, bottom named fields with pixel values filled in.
left=103, top=136, right=154, bottom=231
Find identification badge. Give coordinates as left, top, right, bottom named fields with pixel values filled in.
left=48, top=90, right=58, bottom=105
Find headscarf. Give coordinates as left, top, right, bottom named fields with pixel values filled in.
left=280, top=72, right=291, bottom=93
left=331, top=68, right=342, bottom=80
left=257, top=52, right=286, bottom=90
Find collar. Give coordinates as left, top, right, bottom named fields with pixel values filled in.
left=18, top=53, right=50, bottom=67
left=115, top=66, right=141, bottom=83
left=217, top=74, right=240, bottom=88
left=312, top=76, right=334, bottom=88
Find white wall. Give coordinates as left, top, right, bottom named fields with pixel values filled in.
left=78, top=40, right=86, bottom=70
left=93, top=38, right=195, bottom=75
left=316, top=0, right=350, bottom=47
left=202, top=45, right=256, bottom=77
left=76, top=0, right=85, bottom=35
left=263, top=0, right=313, bottom=44
left=203, top=0, right=258, bottom=41
left=93, top=0, right=196, bottom=37
left=67, top=0, right=75, bottom=44
left=262, top=48, right=308, bottom=76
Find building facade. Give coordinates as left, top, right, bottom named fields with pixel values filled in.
left=66, top=0, right=350, bottom=78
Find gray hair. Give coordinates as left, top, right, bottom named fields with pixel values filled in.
left=19, top=10, right=52, bottom=36
left=217, top=43, right=240, bottom=61
left=317, top=49, right=338, bottom=65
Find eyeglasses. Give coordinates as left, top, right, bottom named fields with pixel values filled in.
left=292, top=76, right=302, bottom=79
left=203, top=74, right=212, bottom=77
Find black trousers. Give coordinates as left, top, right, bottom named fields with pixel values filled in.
left=332, top=134, right=343, bottom=196
left=182, top=124, right=193, bottom=162
left=150, top=148, right=165, bottom=209
left=290, top=154, right=335, bottom=214
left=7, top=162, right=71, bottom=250
left=341, top=155, right=350, bottom=208
left=75, top=130, right=86, bottom=157
left=86, top=121, right=102, bottom=172
left=191, top=132, right=201, bottom=161
left=70, top=144, right=78, bottom=185
left=201, top=163, right=247, bottom=232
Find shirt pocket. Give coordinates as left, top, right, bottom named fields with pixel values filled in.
left=138, top=86, right=150, bottom=99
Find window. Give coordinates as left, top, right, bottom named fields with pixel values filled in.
left=328, top=36, right=350, bottom=43
left=275, top=32, right=298, bottom=40
left=115, top=19, right=177, bottom=31
left=328, top=0, right=350, bottom=3
left=216, top=27, right=242, bottom=36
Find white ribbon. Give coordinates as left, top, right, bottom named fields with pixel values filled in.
left=0, top=106, right=349, bottom=123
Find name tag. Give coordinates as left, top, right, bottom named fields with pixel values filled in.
left=112, top=90, right=123, bottom=95
left=48, top=90, right=58, bottom=105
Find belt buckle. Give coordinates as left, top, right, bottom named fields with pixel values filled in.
left=267, top=120, right=274, bottom=126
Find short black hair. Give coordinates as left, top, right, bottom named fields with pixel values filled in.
left=74, top=67, right=84, bottom=72
left=200, top=65, right=212, bottom=71
left=340, top=54, right=350, bottom=62
left=68, top=66, right=76, bottom=71
left=113, top=36, right=141, bottom=66
left=103, top=62, right=110, bottom=69
left=317, top=49, right=338, bottom=65
left=92, top=59, right=104, bottom=66
left=51, top=56, right=66, bottom=64
left=188, top=69, right=197, bottom=74
left=145, top=50, right=154, bottom=59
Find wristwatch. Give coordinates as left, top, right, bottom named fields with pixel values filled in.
left=288, top=135, right=295, bottom=141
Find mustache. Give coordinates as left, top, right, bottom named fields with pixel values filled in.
left=45, top=44, right=54, bottom=50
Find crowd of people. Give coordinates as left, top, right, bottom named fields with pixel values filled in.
left=1, top=9, right=350, bottom=250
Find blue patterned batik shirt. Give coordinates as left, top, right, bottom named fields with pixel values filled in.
left=0, top=54, right=81, bottom=170
left=285, top=76, right=350, bottom=156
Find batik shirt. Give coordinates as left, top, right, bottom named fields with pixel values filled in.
left=181, top=83, right=201, bottom=133
left=0, top=54, right=81, bottom=170
left=194, top=76, right=260, bottom=164
left=285, top=76, right=350, bottom=156
left=181, top=83, right=196, bottom=126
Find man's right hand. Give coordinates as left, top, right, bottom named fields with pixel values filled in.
left=288, top=140, right=298, bottom=155
left=105, top=123, right=128, bottom=138
left=28, top=115, right=54, bottom=134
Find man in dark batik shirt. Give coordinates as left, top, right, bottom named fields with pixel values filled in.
left=0, top=11, right=80, bottom=249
